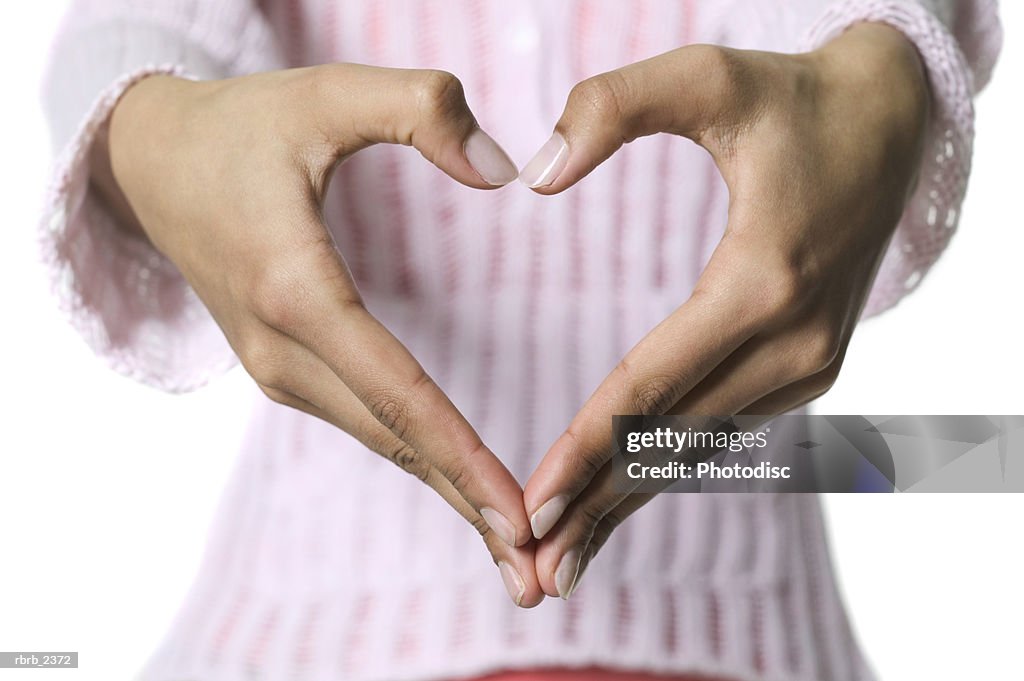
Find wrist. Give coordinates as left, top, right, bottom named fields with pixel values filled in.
left=88, top=120, right=144, bottom=236
left=810, top=22, right=930, bottom=140
left=96, top=75, right=195, bottom=238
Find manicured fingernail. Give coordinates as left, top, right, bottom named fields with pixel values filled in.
left=555, top=547, right=584, bottom=600
left=519, top=132, right=569, bottom=188
left=464, top=128, right=518, bottom=186
left=498, top=561, right=526, bottom=606
left=480, top=507, right=517, bottom=547
left=530, top=494, right=570, bottom=539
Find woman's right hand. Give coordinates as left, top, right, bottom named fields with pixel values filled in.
left=104, top=65, right=543, bottom=606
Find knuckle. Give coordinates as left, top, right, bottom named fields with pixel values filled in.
left=563, top=426, right=607, bottom=482
left=631, top=375, right=679, bottom=415
left=248, top=245, right=359, bottom=333
left=248, top=263, right=309, bottom=331
left=444, top=464, right=469, bottom=498
left=746, top=260, right=809, bottom=322
left=616, top=357, right=679, bottom=415
left=368, top=392, right=411, bottom=440
left=568, top=72, right=628, bottom=128
left=688, top=44, right=758, bottom=126
left=385, top=440, right=428, bottom=481
left=693, top=248, right=803, bottom=330
left=367, top=369, right=434, bottom=440
left=303, top=63, right=341, bottom=103
left=414, top=69, right=466, bottom=120
left=798, top=327, right=842, bottom=377
left=764, top=267, right=806, bottom=317
left=431, top=440, right=482, bottom=499
left=366, top=375, right=424, bottom=441
left=691, top=44, right=738, bottom=91
left=239, top=333, right=288, bottom=391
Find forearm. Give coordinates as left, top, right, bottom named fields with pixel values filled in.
left=88, top=120, right=144, bottom=237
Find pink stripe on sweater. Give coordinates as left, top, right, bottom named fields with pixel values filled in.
left=653, top=0, right=696, bottom=290
left=285, top=0, right=306, bottom=65
left=291, top=602, right=321, bottom=673
left=322, top=0, right=339, bottom=63
left=369, top=0, right=415, bottom=297
left=521, top=202, right=546, bottom=460
left=474, top=192, right=506, bottom=432
left=243, top=606, right=280, bottom=675
left=418, top=0, right=461, bottom=382
left=565, top=0, right=594, bottom=411
left=467, top=1, right=503, bottom=433
left=612, top=3, right=644, bottom=357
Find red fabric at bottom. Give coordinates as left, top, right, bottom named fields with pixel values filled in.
left=471, top=668, right=729, bottom=681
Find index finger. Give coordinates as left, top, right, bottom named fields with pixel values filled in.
left=254, top=242, right=531, bottom=549
left=330, top=310, right=530, bottom=547
left=522, top=258, right=764, bottom=539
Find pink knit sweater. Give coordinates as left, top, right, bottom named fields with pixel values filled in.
left=41, top=2, right=1000, bottom=680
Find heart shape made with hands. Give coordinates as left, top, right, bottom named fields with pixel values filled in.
left=108, top=25, right=927, bottom=610
left=408, top=25, right=926, bottom=608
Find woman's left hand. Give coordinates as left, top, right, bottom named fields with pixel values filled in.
left=519, top=23, right=930, bottom=599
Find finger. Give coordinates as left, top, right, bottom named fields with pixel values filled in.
left=534, top=489, right=656, bottom=599
left=530, top=333, right=814, bottom=597
left=533, top=324, right=845, bottom=595
left=538, top=361, right=839, bottom=600
left=247, top=260, right=532, bottom=549
left=421, top=466, right=546, bottom=609
left=523, top=250, right=766, bottom=541
left=738, top=346, right=849, bottom=417
left=666, top=323, right=842, bottom=416
left=543, top=325, right=834, bottom=533
left=245, top=329, right=544, bottom=606
left=266, top=396, right=547, bottom=609
left=308, top=64, right=518, bottom=188
left=519, top=44, right=750, bottom=193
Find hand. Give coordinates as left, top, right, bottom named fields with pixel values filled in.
left=103, top=65, right=547, bottom=606
left=520, top=23, right=929, bottom=599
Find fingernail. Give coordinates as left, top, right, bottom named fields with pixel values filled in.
left=498, top=561, right=526, bottom=606
left=464, top=128, right=518, bottom=186
left=480, top=507, right=517, bottom=547
left=519, top=132, right=569, bottom=188
left=530, top=494, right=570, bottom=540
left=555, top=547, right=584, bottom=600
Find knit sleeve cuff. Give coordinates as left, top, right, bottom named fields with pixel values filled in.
left=39, top=0, right=291, bottom=393
left=40, top=64, right=239, bottom=393
left=800, top=0, right=1000, bottom=318
left=40, top=16, right=243, bottom=393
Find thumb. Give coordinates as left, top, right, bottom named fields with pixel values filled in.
left=519, top=44, right=749, bottom=194
left=310, top=64, right=518, bottom=189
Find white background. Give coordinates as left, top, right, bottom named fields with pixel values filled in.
left=0, top=3, right=1020, bottom=681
